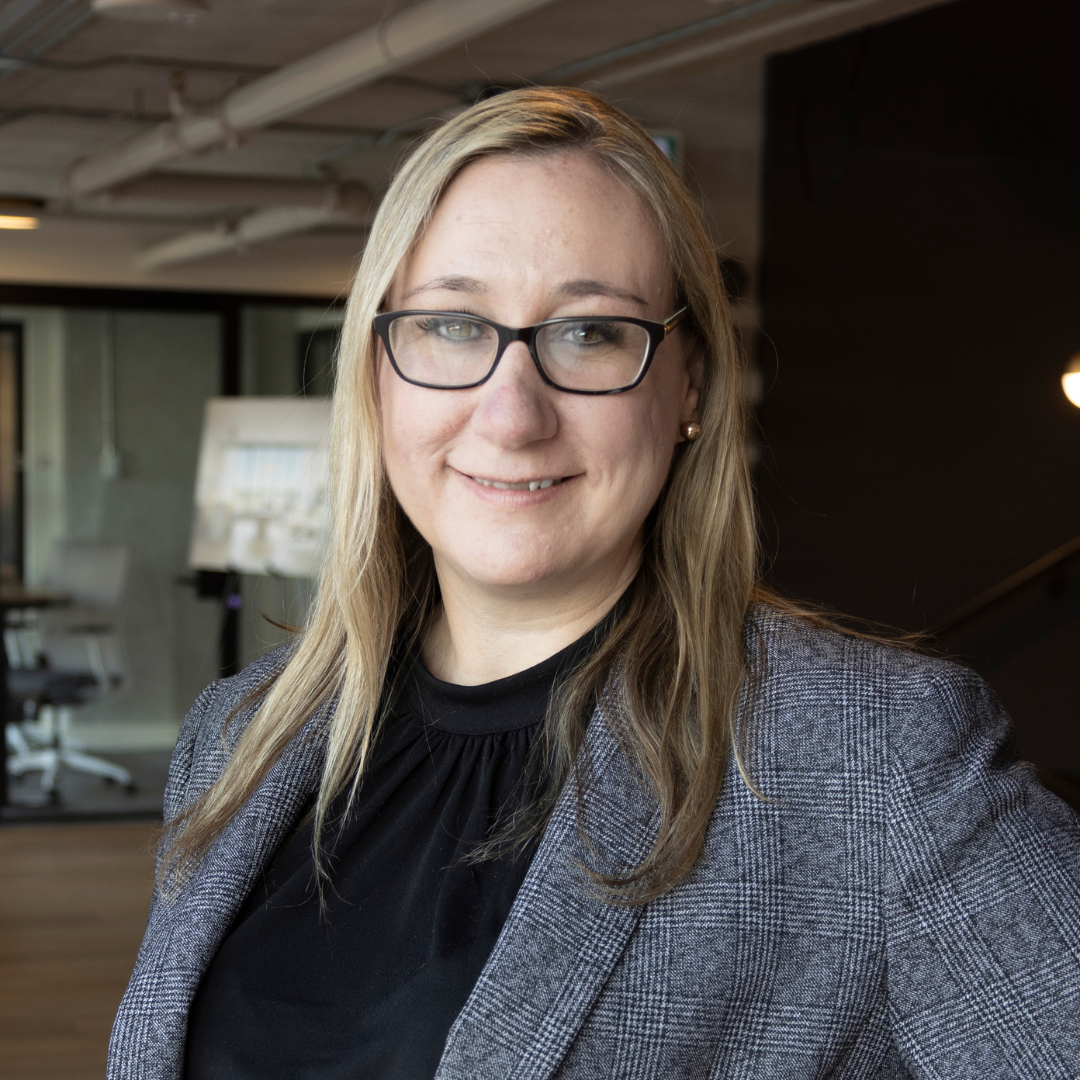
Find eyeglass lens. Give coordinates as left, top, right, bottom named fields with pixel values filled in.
left=387, top=314, right=652, bottom=391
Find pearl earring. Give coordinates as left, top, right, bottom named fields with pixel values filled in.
left=682, top=421, right=702, bottom=442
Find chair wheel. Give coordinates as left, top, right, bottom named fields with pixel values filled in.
left=125, top=782, right=138, bottom=794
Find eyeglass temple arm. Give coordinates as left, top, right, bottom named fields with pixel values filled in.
left=663, top=306, right=689, bottom=334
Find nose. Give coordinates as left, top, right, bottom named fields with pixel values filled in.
left=469, top=341, right=558, bottom=448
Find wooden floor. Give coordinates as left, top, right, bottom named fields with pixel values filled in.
left=0, top=822, right=158, bottom=1080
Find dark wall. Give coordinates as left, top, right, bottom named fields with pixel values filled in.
left=757, top=0, right=1080, bottom=770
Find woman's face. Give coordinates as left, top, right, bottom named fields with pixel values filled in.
left=379, top=152, right=700, bottom=605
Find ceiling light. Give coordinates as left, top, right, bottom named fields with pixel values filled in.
left=1063, top=354, right=1080, bottom=409
left=0, top=196, right=42, bottom=229
left=91, top=0, right=209, bottom=23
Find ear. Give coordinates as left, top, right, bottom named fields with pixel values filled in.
left=679, top=340, right=704, bottom=427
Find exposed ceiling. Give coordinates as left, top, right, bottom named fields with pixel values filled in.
left=0, top=0, right=955, bottom=295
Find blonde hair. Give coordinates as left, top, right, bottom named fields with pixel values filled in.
left=162, top=87, right=758, bottom=903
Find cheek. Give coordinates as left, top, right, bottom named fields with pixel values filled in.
left=576, top=394, right=675, bottom=503
left=577, top=354, right=688, bottom=511
left=378, top=358, right=463, bottom=501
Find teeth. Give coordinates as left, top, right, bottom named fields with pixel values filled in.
left=473, top=476, right=561, bottom=491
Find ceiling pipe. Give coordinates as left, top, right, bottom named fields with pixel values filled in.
left=130, top=0, right=954, bottom=268
left=312, top=104, right=465, bottom=172
left=309, top=0, right=952, bottom=169
left=536, top=0, right=792, bottom=84
left=67, top=0, right=559, bottom=197
left=135, top=203, right=368, bottom=269
left=0, top=0, right=53, bottom=40
left=586, top=0, right=957, bottom=89
left=106, top=172, right=373, bottom=212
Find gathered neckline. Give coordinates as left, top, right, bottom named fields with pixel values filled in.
left=396, top=630, right=600, bottom=736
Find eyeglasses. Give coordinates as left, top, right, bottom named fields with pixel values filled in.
left=373, top=307, right=687, bottom=395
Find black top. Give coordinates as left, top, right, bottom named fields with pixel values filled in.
left=185, top=634, right=596, bottom=1080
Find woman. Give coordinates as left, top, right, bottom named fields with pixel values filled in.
left=110, top=88, right=1080, bottom=1079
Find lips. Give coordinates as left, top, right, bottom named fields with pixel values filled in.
left=471, top=476, right=563, bottom=491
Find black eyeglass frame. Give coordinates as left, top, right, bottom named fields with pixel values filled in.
left=372, top=307, right=688, bottom=395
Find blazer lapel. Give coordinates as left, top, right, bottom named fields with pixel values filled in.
left=123, top=701, right=329, bottom=1078
left=437, top=697, right=660, bottom=1080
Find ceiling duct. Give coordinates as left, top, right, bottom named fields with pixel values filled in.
left=108, top=172, right=373, bottom=212
left=91, top=0, right=209, bottom=23
left=67, top=0, right=560, bottom=196
left=135, top=204, right=367, bottom=269
left=128, top=0, right=956, bottom=269
left=587, top=0, right=957, bottom=88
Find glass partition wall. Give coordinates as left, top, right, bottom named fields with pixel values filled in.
left=0, top=324, right=23, bottom=584
left=236, top=305, right=339, bottom=667
left=0, top=293, right=339, bottom=812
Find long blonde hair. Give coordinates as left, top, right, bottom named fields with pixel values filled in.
left=163, top=87, right=758, bottom=903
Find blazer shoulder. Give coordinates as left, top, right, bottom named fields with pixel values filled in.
left=165, top=642, right=297, bottom=820
left=747, top=603, right=973, bottom=707
left=743, top=605, right=1003, bottom=781
left=207, top=642, right=297, bottom=729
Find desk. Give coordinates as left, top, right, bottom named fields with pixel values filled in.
left=0, top=584, right=69, bottom=808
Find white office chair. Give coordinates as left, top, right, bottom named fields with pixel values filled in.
left=4, top=541, right=134, bottom=800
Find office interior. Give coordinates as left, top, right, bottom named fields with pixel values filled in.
left=0, top=0, right=1076, bottom=1075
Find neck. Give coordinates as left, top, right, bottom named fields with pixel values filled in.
left=421, top=556, right=637, bottom=685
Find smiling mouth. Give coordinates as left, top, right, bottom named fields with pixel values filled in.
left=470, top=476, right=564, bottom=492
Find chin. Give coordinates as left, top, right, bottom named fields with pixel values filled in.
left=454, top=543, right=570, bottom=590
left=468, top=563, right=565, bottom=591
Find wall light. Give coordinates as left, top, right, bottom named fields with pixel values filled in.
left=0, top=214, right=38, bottom=230
left=1063, top=355, right=1080, bottom=409
left=1063, top=354, right=1080, bottom=408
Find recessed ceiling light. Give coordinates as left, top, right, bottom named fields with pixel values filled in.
left=91, top=0, right=209, bottom=23
left=0, top=196, right=42, bottom=229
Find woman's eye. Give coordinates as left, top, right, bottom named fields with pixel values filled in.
left=564, top=322, right=621, bottom=347
left=440, top=321, right=474, bottom=339
left=416, top=317, right=479, bottom=340
left=571, top=326, right=601, bottom=344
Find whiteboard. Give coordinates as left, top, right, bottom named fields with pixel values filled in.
left=189, top=397, right=332, bottom=578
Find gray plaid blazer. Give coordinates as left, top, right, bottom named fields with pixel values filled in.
left=108, top=611, right=1080, bottom=1079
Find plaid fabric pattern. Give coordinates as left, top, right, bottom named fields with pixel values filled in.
left=108, top=612, right=1080, bottom=1079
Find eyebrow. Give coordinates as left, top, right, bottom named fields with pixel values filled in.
left=401, top=275, right=484, bottom=301
left=401, top=275, right=649, bottom=307
left=556, top=279, right=649, bottom=307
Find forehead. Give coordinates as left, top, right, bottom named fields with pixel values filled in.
left=393, top=152, right=673, bottom=307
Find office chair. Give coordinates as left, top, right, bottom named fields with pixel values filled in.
left=4, top=541, right=134, bottom=800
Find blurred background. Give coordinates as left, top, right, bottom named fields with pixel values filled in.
left=0, top=0, right=1076, bottom=1074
